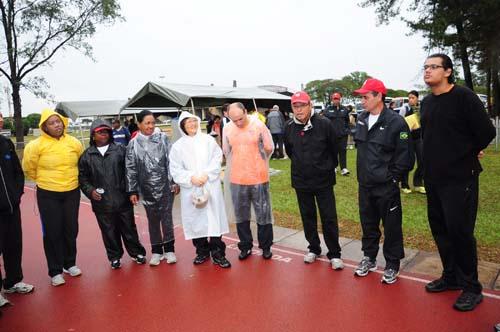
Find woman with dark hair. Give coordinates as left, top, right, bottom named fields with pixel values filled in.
left=169, top=112, right=230, bottom=268
left=125, top=110, right=179, bottom=266
left=22, top=109, right=83, bottom=286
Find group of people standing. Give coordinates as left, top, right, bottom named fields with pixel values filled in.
left=0, top=53, right=495, bottom=315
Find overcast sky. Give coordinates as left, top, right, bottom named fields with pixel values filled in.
left=2, top=0, right=433, bottom=116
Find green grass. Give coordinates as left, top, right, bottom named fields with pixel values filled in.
left=269, top=148, right=500, bottom=262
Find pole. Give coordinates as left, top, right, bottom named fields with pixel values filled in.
left=252, top=99, right=258, bottom=112
left=190, top=98, right=195, bottom=114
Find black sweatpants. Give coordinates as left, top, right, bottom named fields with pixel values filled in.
left=295, top=187, right=341, bottom=259
left=336, top=136, right=348, bottom=169
left=402, top=138, right=424, bottom=188
left=426, top=177, right=482, bottom=294
left=358, top=183, right=404, bottom=270
left=144, top=194, right=175, bottom=255
left=236, top=222, right=273, bottom=251
left=0, top=206, right=23, bottom=290
left=94, top=208, right=146, bottom=261
left=271, top=134, right=284, bottom=159
left=192, top=236, right=226, bottom=258
left=37, top=187, right=80, bottom=277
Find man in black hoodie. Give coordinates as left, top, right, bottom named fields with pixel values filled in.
left=420, top=53, right=496, bottom=311
left=0, top=133, right=34, bottom=308
left=79, top=119, right=146, bottom=269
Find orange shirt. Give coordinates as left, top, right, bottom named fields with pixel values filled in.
left=224, top=118, right=273, bottom=185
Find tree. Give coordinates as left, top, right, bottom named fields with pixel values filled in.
left=360, top=0, right=500, bottom=116
left=0, top=0, right=123, bottom=147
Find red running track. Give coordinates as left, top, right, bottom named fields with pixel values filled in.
left=1, top=187, right=499, bottom=332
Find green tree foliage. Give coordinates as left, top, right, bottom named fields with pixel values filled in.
left=305, top=72, right=371, bottom=104
left=26, top=113, right=41, bottom=128
left=360, top=0, right=500, bottom=116
left=0, top=0, right=123, bottom=147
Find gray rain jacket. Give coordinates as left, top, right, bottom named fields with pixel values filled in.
left=125, top=131, right=174, bottom=206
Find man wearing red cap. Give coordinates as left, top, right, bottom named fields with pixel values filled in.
left=323, top=92, right=350, bottom=176
left=284, top=91, right=344, bottom=270
left=352, top=78, right=412, bottom=284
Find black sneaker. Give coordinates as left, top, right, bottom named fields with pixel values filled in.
left=193, top=254, right=209, bottom=265
left=262, top=248, right=273, bottom=260
left=111, top=260, right=121, bottom=269
left=133, top=255, right=146, bottom=264
left=453, top=291, right=483, bottom=311
left=212, top=256, right=231, bottom=268
left=354, top=256, right=377, bottom=277
left=238, top=249, right=252, bottom=260
left=425, top=278, right=462, bottom=293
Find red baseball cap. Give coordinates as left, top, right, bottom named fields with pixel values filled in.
left=332, top=92, right=342, bottom=100
left=291, top=91, right=311, bottom=104
left=354, top=78, right=387, bottom=95
left=94, top=125, right=111, bottom=133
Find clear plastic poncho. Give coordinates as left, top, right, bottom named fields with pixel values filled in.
left=222, top=115, right=275, bottom=225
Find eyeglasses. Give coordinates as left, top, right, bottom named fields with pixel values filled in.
left=423, top=64, right=444, bottom=70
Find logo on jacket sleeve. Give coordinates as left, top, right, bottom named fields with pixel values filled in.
left=400, top=132, right=409, bottom=139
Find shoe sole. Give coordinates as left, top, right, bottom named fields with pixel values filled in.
left=425, top=285, right=462, bottom=293
left=165, top=259, right=177, bottom=264
left=51, top=281, right=65, bottom=287
left=211, top=258, right=231, bottom=268
left=354, top=266, right=377, bottom=277
left=63, top=270, right=82, bottom=277
left=332, top=265, right=344, bottom=270
left=453, top=295, right=483, bottom=312
left=381, top=275, right=399, bottom=284
left=3, top=287, right=34, bottom=294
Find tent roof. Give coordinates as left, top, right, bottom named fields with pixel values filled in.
left=121, top=82, right=291, bottom=110
left=55, top=100, right=127, bottom=121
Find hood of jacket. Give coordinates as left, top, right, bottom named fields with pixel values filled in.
left=89, top=119, right=113, bottom=146
left=38, top=109, right=69, bottom=138
left=178, top=111, right=202, bottom=137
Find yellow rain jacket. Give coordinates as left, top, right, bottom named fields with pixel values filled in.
left=22, top=109, right=83, bottom=192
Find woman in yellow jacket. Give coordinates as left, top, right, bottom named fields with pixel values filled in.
left=22, top=109, right=83, bottom=287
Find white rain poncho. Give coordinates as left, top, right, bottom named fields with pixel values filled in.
left=169, top=111, right=229, bottom=240
left=222, top=114, right=275, bottom=225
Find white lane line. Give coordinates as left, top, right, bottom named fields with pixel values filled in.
left=24, top=187, right=500, bottom=300
left=222, top=234, right=500, bottom=300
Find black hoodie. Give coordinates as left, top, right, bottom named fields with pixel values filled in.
left=0, top=135, right=24, bottom=215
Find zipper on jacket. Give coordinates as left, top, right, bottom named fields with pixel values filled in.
left=0, top=165, right=14, bottom=214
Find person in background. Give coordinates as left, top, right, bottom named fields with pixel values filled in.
left=223, top=102, right=274, bottom=260
left=79, top=119, right=146, bottom=270
left=22, top=109, right=84, bottom=287
left=284, top=91, right=344, bottom=270
left=266, top=105, right=285, bottom=159
left=0, top=131, right=34, bottom=308
left=420, top=53, right=496, bottom=311
left=352, top=79, right=412, bottom=284
left=127, top=118, right=138, bottom=136
left=400, top=90, right=425, bottom=194
left=323, top=92, right=351, bottom=175
left=112, top=119, right=131, bottom=146
left=169, top=112, right=231, bottom=268
left=126, top=110, right=179, bottom=266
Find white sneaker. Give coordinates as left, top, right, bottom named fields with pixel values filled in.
left=164, top=252, right=177, bottom=264
left=331, top=258, right=344, bottom=270
left=149, top=253, right=164, bottom=266
left=0, top=293, right=10, bottom=307
left=341, top=168, right=350, bottom=176
left=63, top=266, right=82, bottom=277
left=51, top=274, right=66, bottom=287
left=3, top=281, right=34, bottom=294
left=304, top=252, right=318, bottom=264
